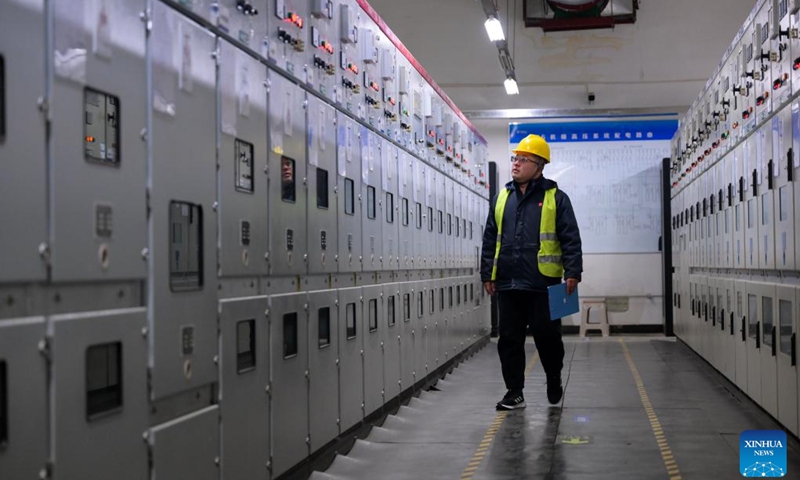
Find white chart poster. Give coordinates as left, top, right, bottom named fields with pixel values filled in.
left=509, top=119, right=678, bottom=254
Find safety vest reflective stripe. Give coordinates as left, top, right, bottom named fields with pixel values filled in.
left=538, top=188, right=565, bottom=278
left=491, top=186, right=564, bottom=281
left=539, top=255, right=562, bottom=264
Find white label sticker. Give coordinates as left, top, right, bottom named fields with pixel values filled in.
left=346, top=125, right=353, bottom=163
left=94, top=0, right=112, bottom=59
left=238, top=60, right=251, bottom=118
left=338, top=125, right=347, bottom=176
left=179, top=25, right=194, bottom=93
left=261, top=37, right=270, bottom=59
left=319, top=107, right=327, bottom=152
left=308, top=125, right=318, bottom=166
left=284, top=91, right=293, bottom=137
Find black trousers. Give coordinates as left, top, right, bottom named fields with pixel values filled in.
left=497, top=290, right=564, bottom=391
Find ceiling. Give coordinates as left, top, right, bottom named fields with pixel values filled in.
left=366, top=0, right=758, bottom=114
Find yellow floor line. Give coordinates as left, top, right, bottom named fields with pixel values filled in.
left=459, top=351, right=540, bottom=480
left=620, top=339, right=683, bottom=480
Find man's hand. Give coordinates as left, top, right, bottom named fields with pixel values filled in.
left=483, top=281, right=496, bottom=296
left=565, top=278, right=579, bottom=295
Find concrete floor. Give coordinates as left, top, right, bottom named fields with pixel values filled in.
left=309, top=335, right=800, bottom=480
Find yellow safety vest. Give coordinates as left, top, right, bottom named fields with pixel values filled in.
left=491, top=187, right=564, bottom=280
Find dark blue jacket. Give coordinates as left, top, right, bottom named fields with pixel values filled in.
left=480, top=176, right=583, bottom=292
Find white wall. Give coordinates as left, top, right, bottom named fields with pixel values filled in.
left=471, top=118, right=665, bottom=327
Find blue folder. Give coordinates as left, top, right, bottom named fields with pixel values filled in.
left=548, top=282, right=580, bottom=320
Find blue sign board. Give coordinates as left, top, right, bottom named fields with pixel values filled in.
left=509, top=120, right=678, bottom=144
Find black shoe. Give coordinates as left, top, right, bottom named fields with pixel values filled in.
left=496, top=390, right=526, bottom=410
left=547, top=374, right=563, bottom=405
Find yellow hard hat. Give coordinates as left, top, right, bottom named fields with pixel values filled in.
left=512, top=134, right=550, bottom=163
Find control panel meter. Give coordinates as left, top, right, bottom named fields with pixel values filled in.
left=271, top=0, right=306, bottom=80
left=235, top=138, right=254, bottom=193
left=84, top=88, right=120, bottom=166
left=308, top=0, right=337, bottom=101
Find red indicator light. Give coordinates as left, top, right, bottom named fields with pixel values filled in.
left=85, top=136, right=95, bottom=143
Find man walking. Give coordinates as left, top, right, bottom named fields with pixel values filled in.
left=480, top=134, right=583, bottom=410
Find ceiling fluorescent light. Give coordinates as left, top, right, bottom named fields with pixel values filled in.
left=485, top=17, right=505, bottom=41
left=504, top=77, right=519, bottom=95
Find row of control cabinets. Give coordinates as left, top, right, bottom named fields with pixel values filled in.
left=670, top=102, right=800, bottom=272
left=669, top=0, right=800, bottom=439
left=0, top=1, right=492, bottom=479
left=672, top=0, right=800, bottom=190
left=167, top=0, right=489, bottom=175
left=672, top=275, right=799, bottom=437
left=0, top=280, right=490, bottom=479
left=0, top=0, right=488, bottom=285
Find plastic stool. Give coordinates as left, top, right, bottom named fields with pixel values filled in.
left=579, top=299, right=609, bottom=338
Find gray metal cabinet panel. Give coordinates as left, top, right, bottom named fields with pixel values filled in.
left=270, top=292, right=309, bottom=477
left=381, top=141, right=400, bottom=272
left=398, top=151, right=415, bottom=270
left=773, top=105, right=795, bottom=270
left=743, top=136, right=760, bottom=269
left=454, top=185, right=463, bottom=268
left=441, top=279, right=454, bottom=366
left=149, top=4, right=219, bottom=400
left=150, top=406, right=220, bottom=480
left=51, top=308, right=148, bottom=480
left=755, top=124, right=775, bottom=270
left=219, top=296, right=269, bottom=480
left=382, top=283, right=402, bottom=401
left=359, top=21, right=383, bottom=131
left=218, top=40, right=269, bottom=278
left=416, top=160, right=432, bottom=269
left=795, top=112, right=800, bottom=271
left=362, top=285, right=384, bottom=416
left=308, top=290, right=339, bottom=451
left=265, top=0, right=308, bottom=84
left=445, top=178, right=455, bottom=269
left=438, top=279, right=455, bottom=364
left=50, top=0, right=147, bottom=282
left=336, top=113, right=363, bottom=272
left=338, top=287, right=363, bottom=431
left=336, top=1, right=364, bottom=118
left=398, top=282, right=416, bottom=389
left=425, top=280, right=439, bottom=371
left=306, top=0, right=339, bottom=103
left=268, top=72, right=308, bottom=276
left=457, top=279, right=469, bottom=354
left=460, top=281, right=469, bottom=348
left=0, top=0, right=47, bottom=283
left=775, top=285, right=797, bottom=435
left=435, top=171, right=447, bottom=269
left=307, top=96, right=338, bottom=274
left=0, top=317, right=47, bottom=479
left=415, top=281, right=429, bottom=377
left=361, top=128, right=383, bottom=272
left=463, top=192, right=469, bottom=270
